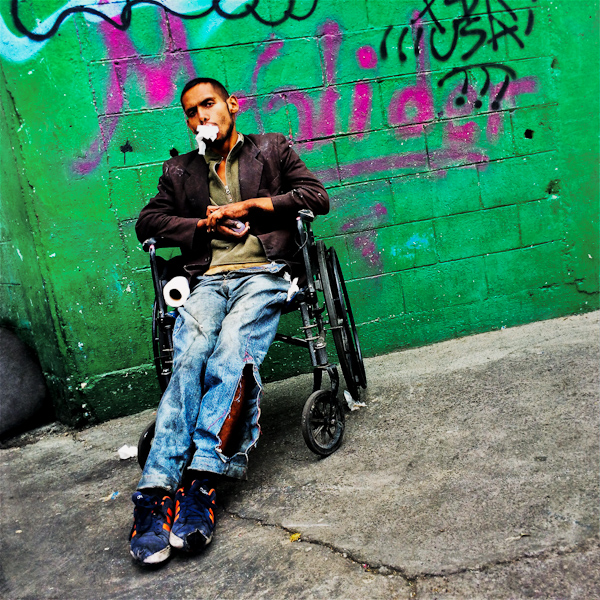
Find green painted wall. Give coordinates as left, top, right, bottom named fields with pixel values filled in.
left=1, top=0, right=598, bottom=424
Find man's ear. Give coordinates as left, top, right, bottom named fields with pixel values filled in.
left=227, top=95, right=239, bottom=116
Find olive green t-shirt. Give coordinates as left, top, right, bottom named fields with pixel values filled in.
left=203, top=133, right=268, bottom=274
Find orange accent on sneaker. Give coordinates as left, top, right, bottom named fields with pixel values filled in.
left=209, top=509, right=214, bottom=524
left=131, top=529, right=136, bottom=537
left=163, top=523, right=170, bottom=532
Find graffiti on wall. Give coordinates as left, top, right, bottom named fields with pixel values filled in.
left=8, top=0, right=315, bottom=41
left=248, top=17, right=535, bottom=184
left=2, top=0, right=314, bottom=61
left=379, top=0, right=536, bottom=111
left=68, top=13, right=536, bottom=180
left=380, top=0, right=536, bottom=64
left=3, top=0, right=540, bottom=268
left=4, top=0, right=539, bottom=170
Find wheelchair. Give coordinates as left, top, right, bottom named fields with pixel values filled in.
left=137, top=209, right=367, bottom=468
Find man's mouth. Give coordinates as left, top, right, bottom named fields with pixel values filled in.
left=195, top=124, right=219, bottom=154
left=196, top=124, right=219, bottom=137
left=205, top=124, right=220, bottom=137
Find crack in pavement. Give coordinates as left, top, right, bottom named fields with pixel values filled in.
left=221, top=506, right=413, bottom=583
left=222, top=506, right=599, bottom=587
left=407, top=538, right=600, bottom=582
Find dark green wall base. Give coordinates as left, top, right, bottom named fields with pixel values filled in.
left=74, top=284, right=597, bottom=423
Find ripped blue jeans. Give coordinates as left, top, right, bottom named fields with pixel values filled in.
left=138, top=267, right=289, bottom=492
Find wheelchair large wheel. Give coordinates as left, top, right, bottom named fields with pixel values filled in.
left=152, top=301, right=175, bottom=393
left=317, top=242, right=367, bottom=400
left=138, top=420, right=155, bottom=469
left=328, top=248, right=367, bottom=388
left=301, top=389, right=345, bottom=456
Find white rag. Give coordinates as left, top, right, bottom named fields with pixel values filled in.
left=195, top=124, right=219, bottom=155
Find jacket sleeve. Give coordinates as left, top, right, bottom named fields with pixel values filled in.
left=135, top=160, right=203, bottom=252
left=270, top=134, right=330, bottom=216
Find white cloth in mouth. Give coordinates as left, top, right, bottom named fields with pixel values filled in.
left=195, top=124, right=219, bottom=155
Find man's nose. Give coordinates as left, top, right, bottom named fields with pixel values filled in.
left=197, top=111, right=209, bottom=124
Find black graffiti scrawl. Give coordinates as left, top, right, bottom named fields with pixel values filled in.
left=380, top=0, right=536, bottom=64
left=379, top=0, right=536, bottom=111
left=10, top=0, right=318, bottom=41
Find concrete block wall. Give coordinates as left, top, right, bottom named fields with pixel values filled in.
left=0, top=0, right=597, bottom=424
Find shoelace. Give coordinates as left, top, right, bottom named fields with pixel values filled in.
left=177, top=482, right=214, bottom=524
left=131, top=493, right=167, bottom=536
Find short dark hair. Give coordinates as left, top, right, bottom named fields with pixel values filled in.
left=180, top=77, right=230, bottom=107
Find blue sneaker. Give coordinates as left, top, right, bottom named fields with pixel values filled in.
left=129, top=491, right=174, bottom=565
left=170, top=480, right=216, bottom=552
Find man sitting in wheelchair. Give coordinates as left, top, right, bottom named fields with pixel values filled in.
left=129, top=77, right=329, bottom=566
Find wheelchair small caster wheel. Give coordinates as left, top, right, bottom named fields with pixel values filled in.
left=301, top=389, right=345, bottom=456
left=138, top=420, right=155, bottom=469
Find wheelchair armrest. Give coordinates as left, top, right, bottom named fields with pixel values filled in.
left=141, top=238, right=169, bottom=317
left=296, top=211, right=318, bottom=297
left=281, top=287, right=307, bottom=314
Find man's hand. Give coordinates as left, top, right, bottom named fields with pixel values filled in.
left=215, top=222, right=250, bottom=239
left=206, top=203, right=249, bottom=225
left=205, top=198, right=274, bottom=232
left=196, top=215, right=249, bottom=238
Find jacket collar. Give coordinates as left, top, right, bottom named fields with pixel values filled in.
left=182, top=134, right=264, bottom=205
left=238, top=135, right=264, bottom=200
left=183, top=151, right=209, bottom=214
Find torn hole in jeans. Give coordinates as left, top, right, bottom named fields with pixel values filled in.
left=217, top=364, right=254, bottom=457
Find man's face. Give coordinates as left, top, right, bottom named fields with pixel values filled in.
left=182, top=83, right=239, bottom=148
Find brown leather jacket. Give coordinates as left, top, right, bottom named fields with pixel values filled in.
left=136, top=133, right=329, bottom=279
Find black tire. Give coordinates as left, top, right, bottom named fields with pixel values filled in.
left=317, top=242, right=367, bottom=400
left=138, top=420, right=155, bottom=469
left=301, top=389, right=345, bottom=456
left=328, top=248, right=367, bottom=389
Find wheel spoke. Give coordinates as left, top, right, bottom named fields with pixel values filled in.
left=312, top=406, right=325, bottom=419
left=318, top=430, right=330, bottom=444
left=328, top=402, right=337, bottom=421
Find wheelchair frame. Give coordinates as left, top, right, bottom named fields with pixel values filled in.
left=138, top=209, right=367, bottom=465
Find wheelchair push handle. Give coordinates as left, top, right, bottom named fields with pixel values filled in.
left=297, top=209, right=315, bottom=223
left=142, top=238, right=158, bottom=252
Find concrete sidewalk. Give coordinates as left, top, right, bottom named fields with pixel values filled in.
left=1, top=312, right=598, bottom=599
